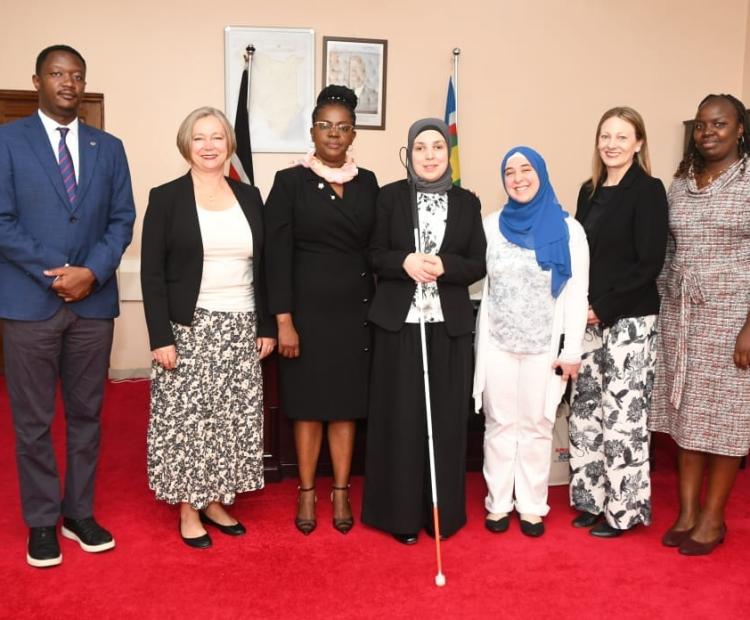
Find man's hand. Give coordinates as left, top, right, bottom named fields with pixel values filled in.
left=44, top=265, right=96, bottom=302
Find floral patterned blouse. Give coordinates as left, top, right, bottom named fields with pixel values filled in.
left=405, top=191, right=447, bottom=323
left=486, top=223, right=554, bottom=353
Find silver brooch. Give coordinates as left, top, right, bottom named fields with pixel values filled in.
left=318, top=182, right=324, bottom=189
left=330, top=195, right=335, bottom=200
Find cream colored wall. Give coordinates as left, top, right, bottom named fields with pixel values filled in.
left=3, top=0, right=749, bottom=372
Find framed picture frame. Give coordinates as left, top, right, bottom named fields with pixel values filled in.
left=225, top=26, right=315, bottom=153
left=322, top=36, right=387, bottom=130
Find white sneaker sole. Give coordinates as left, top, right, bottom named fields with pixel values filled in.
left=26, top=551, right=62, bottom=568
left=61, top=526, right=116, bottom=553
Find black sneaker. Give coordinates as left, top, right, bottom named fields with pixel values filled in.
left=61, top=517, right=115, bottom=552
left=27, top=526, right=62, bottom=568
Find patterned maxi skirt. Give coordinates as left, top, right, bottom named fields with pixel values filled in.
left=147, top=308, right=264, bottom=509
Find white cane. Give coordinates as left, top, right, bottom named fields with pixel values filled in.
left=412, top=226, right=446, bottom=588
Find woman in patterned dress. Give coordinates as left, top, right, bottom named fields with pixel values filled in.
left=568, top=107, right=668, bottom=537
left=141, top=107, right=276, bottom=548
left=362, top=119, right=486, bottom=544
left=472, top=146, right=589, bottom=537
left=649, top=94, right=750, bottom=555
left=264, top=86, right=379, bottom=535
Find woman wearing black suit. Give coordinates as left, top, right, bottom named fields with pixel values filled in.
left=362, top=118, right=486, bottom=543
left=264, top=86, right=379, bottom=535
left=568, top=107, right=668, bottom=537
left=141, top=107, right=276, bottom=548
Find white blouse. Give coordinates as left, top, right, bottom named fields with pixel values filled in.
left=486, top=223, right=554, bottom=354
left=195, top=203, right=255, bottom=312
left=405, top=191, right=447, bottom=323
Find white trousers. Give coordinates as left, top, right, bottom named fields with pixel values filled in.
left=482, top=346, right=554, bottom=517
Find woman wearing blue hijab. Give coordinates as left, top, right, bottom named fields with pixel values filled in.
left=473, top=146, right=589, bottom=537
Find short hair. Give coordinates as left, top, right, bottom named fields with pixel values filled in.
left=675, top=93, right=750, bottom=178
left=588, top=106, right=652, bottom=196
left=312, top=84, right=357, bottom=125
left=35, top=45, right=86, bottom=75
left=176, top=107, right=237, bottom=162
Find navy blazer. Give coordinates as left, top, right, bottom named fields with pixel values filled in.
left=140, top=173, right=275, bottom=350
left=368, top=180, right=486, bottom=337
left=0, top=113, right=135, bottom=320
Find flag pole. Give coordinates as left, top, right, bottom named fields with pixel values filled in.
left=452, top=48, right=460, bottom=125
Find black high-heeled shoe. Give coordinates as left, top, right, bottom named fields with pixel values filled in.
left=331, top=484, right=354, bottom=535
left=295, top=486, right=317, bottom=535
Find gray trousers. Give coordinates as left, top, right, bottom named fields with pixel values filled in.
left=3, top=305, right=114, bottom=527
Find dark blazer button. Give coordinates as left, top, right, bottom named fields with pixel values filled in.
left=69, top=216, right=77, bottom=223
left=364, top=347, right=369, bottom=352
left=362, top=298, right=369, bottom=303
left=360, top=271, right=366, bottom=277
left=363, top=321, right=369, bottom=327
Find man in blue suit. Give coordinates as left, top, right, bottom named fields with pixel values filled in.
left=0, top=45, right=135, bottom=568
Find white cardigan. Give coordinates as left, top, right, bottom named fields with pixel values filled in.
left=472, top=211, right=590, bottom=422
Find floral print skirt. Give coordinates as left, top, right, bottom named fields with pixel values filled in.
left=147, top=308, right=264, bottom=510
left=568, top=316, right=656, bottom=530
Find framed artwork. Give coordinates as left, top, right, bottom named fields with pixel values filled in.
left=322, top=37, right=387, bottom=130
left=224, top=26, right=315, bottom=153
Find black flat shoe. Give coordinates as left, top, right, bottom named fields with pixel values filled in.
left=520, top=519, right=545, bottom=537
left=200, top=512, right=246, bottom=536
left=678, top=524, right=726, bottom=556
left=179, top=522, right=212, bottom=549
left=485, top=516, right=510, bottom=533
left=392, top=532, right=418, bottom=545
left=589, top=522, right=623, bottom=538
left=572, top=511, right=602, bottom=528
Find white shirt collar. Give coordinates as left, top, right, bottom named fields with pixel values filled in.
left=38, top=108, right=79, bottom=138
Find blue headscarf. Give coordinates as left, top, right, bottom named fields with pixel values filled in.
left=499, top=146, right=571, bottom=298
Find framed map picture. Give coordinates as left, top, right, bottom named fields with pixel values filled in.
left=225, top=26, right=315, bottom=152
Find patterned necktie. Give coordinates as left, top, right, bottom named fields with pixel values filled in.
left=57, top=127, right=77, bottom=203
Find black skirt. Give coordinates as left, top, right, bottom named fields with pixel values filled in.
left=362, top=323, right=472, bottom=537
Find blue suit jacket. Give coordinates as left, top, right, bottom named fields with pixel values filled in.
left=0, top=114, right=135, bottom=320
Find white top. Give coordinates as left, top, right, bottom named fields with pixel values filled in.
left=486, top=227, right=554, bottom=354
left=405, top=191, right=447, bottom=323
left=195, top=203, right=255, bottom=312
left=473, top=211, right=590, bottom=421
left=38, top=109, right=79, bottom=180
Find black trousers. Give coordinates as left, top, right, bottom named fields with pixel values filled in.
left=362, top=323, right=471, bottom=537
left=3, top=306, right=114, bottom=527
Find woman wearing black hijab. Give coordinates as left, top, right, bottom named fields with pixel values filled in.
left=362, top=118, right=486, bottom=544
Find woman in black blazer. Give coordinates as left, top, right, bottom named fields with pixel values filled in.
left=264, top=86, right=379, bottom=535
left=568, top=107, right=668, bottom=538
left=361, top=118, right=486, bottom=543
left=141, top=107, right=276, bottom=548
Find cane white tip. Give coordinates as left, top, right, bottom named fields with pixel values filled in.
left=435, top=573, right=446, bottom=587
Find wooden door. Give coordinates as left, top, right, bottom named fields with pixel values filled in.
left=0, top=89, right=105, bottom=373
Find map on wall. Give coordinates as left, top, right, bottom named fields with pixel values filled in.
left=225, top=26, right=314, bottom=153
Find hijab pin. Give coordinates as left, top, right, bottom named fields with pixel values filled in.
left=318, top=182, right=324, bottom=190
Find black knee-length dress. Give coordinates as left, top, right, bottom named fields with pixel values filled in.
left=264, top=165, right=379, bottom=420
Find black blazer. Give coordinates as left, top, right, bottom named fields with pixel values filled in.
left=368, top=180, right=486, bottom=337
left=141, top=173, right=275, bottom=350
left=576, top=163, right=668, bottom=327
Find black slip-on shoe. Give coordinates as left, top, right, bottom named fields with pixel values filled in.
left=200, top=512, right=246, bottom=536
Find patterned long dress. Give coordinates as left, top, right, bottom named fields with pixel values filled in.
left=650, top=159, right=750, bottom=457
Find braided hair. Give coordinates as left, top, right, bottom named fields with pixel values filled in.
left=312, top=85, right=358, bottom=125
left=676, top=93, right=750, bottom=178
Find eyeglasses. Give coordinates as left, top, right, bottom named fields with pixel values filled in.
left=312, top=121, right=354, bottom=134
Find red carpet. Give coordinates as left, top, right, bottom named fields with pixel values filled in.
left=0, top=379, right=748, bottom=619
